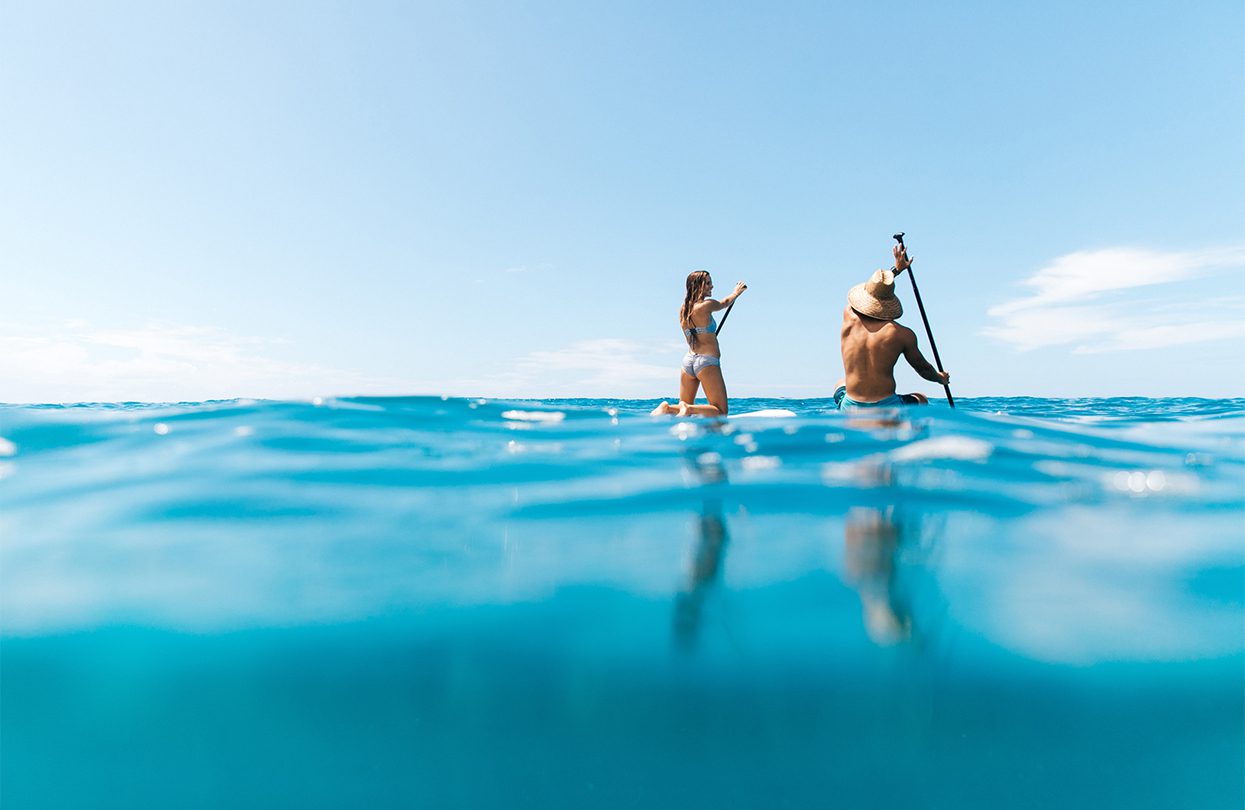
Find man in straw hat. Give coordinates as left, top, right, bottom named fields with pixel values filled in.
left=834, top=245, right=951, bottom=410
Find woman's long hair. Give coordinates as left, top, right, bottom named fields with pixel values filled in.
left=680, top=271, right=712, bottom=348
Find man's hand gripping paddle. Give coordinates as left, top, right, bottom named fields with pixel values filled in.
left=892, top=233, right=955, bottom=408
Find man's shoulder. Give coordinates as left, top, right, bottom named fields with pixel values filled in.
left=881, top=321, right=916, bottom=343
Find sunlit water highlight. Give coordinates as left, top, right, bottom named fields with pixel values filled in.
left=1, top=397, right=1242, bottom=808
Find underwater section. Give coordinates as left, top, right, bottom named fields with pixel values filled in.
left=1, top=396, right=1242, bottom=807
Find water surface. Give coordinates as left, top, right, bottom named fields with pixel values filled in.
left=2, top=397, right=1242, bottom=808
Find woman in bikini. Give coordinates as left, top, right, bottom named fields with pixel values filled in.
left=651, top=271, right=747, bottom=417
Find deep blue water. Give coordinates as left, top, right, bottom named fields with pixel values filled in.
left=1, top=396, right=1243, bottom=808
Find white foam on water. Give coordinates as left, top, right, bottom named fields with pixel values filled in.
left=669, top=422, right=699, bottom=440
left=889, top=436, right=993, bottom=462
left=502, top=410, right=566, bottom=423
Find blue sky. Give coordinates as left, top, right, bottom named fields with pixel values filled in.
left=2, top=1, right=1242, bottom=402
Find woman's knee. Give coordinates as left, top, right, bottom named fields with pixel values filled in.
left=696, top=369, right=727, bottom=413
left=706, top=390, right=729, bottom=415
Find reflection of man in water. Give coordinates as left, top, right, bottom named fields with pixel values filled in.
left=844, top=506, right=912, bottom=645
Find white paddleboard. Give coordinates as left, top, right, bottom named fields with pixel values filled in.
left=727, top=408, right=797, bottom=419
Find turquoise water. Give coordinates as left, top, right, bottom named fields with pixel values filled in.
left=1, top=396, right=1242, bottom=808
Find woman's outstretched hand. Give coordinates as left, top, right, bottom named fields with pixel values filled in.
left=733, top=281, right=748, bottom=297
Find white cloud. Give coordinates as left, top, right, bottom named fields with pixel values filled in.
left=0, top=322, right=405, bottom=403
left=984, top=246, right=1245, bottom=352
left=431, top=338, right=680, bottom=398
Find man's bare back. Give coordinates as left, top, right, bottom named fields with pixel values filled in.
left=840, top=307, right=942, bottom=400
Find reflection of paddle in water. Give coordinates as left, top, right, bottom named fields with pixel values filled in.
left=673, top=454, right=729, bottom=651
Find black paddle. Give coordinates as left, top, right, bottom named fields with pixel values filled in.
left=714, top=283, right=746, bottom=335
left=892, top=233, right=954, bottom=408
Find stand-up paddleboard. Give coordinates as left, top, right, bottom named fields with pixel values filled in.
left=649, top=402, right=797, bottom=418
left=727, top=408, right=797, bottom=419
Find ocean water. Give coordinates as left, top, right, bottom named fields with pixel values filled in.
left=1, top=396, right=1242, bottom=808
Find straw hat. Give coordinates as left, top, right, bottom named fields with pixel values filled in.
left=848, top=269, right=903, bottom=321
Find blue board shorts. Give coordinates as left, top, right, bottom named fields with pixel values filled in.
left=834, top=385, right=922, bottom=410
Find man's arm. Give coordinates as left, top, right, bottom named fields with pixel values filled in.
left=901, top=329, right=951, bottom=384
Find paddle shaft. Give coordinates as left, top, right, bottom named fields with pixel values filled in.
left=714, top=282, right=748, bottom=335
left=893, top=234, right=955, bottom=408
